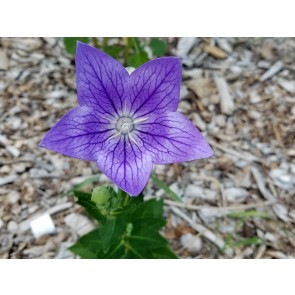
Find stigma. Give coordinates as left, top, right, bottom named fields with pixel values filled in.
left=107, top=115, right=148, bottom=145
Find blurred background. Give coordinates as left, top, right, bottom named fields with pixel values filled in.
left=0, top=37, right=294, bottom=259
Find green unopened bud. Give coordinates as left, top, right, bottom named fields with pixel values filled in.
left=91, top=186, right=111, bottom=206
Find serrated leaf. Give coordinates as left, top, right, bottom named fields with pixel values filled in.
left=64, top=37, right=89, bottom=55
left=69, top=229, right=101, bottom=258
left=150, top=38, right=168, bottom=56
left=70, top=191, right=177, bottom=259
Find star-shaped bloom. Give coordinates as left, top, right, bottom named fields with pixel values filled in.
left=40, top=42, right=214, bottom=196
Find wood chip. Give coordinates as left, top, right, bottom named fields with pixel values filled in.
left=203, top=44, right=227, bottom=59
left=260, top=61, right=283, bottom=81
left=214, top=73, right=234, bottom=115
left=171, top=207, right=233, bottom=257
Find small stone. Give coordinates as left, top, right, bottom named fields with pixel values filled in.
left=264, top=232, right=276, bottom=242
left=273, top=204, right=289, bottom=222
left=7, top=117, right=22, bottom=130
left=7, top=191, right=20, bottom=204
left=218, top=220, right=236, bottom=233
left=178, top=100, right=191, bottom=113
left=180, top=233, right=202, bottom=253
left=248, top=110, right=261, bottom=120
left=0, top=219, right=4, bottom=230
left=225, top=187, right=249, bottom=203
left=278, top=79, right=295, bottom=94
left=7, top=220, right=18, bottom=233
left=257, top=60, right=271, bottom=69
left=192, top=113, right=206, bottom=130
left=180, top=85, right=189, bottom=100
left=6, top=145, right=20, bottom=158
left=209, top=94, right=220, bottom=104
left=185, top=185, right=203, bottom=199
left=82, top=167, right=93, bottom=176
left=0, top=175, right=18, bottom=186
left=184, top=185, right=217, bottom=202
left=28, top=205, right=39, bottom=214
left=270, top=168, right=294, bottom=190
left=249, top=91, right=262, bottom=104
left=215, top=114, right=226, bottom=127
left=215, top=38, right=232, bottom=53
left=176, top=37, right=198, bottom=58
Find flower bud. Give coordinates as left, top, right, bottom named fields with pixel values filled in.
left=91, top=186, right=111, bottom=206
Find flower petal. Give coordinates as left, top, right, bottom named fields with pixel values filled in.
left=96, top=139, right=153, bottom=196
left=127, top=57, right=182, bottom=119
left=76, top=42, right=129, bottom=117
left=136, top=112, right=214, bottom=164
left=39, top=106, right=113, bottom=161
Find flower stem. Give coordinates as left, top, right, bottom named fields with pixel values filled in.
left=102, top=37, right=108, bottom=50
left=131, top=37, right=140, bottom=54
left=118, top=188, right=130, bottom=207
left=123, top=37, right=130, bottom=66
left=92, top=37, right=99, bottom=49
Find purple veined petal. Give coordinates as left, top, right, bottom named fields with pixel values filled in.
left=127, top=57, right=182, bottom=119
left=136, top=111, right=214, bottom=164
left=96, top=138, right=153, bottom=196
left=39, top=106, right=114, bottom=161
left=75, top=42, right=129, bottom=117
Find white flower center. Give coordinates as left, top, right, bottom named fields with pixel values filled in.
left=116, top=117, right=134, bottom=135
left=108, top=115, right=149, bottom=145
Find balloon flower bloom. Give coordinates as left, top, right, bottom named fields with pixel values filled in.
left=40, top=42, right=213, bottom=196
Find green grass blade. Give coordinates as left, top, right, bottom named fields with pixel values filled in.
left=151, top=174, right=182, bottom=202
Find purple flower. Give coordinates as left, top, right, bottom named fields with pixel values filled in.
left=40, top=42, right=213, bottom=196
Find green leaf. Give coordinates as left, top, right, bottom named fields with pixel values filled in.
left=99, top=199, right=176, bottom=258
left=151, top=174, right=182, bottom=202
left=69, top=229, right=101, bottom=258
left=64, top=37, right=89, bottom=55
left=73, top=190, right=104, bottom=221
left=99, top=218, right=116, bottom=253
left=132, top=199, right=164, bottom=220
left=128, top=51, right=149, bottom=68
left=104, top=46, right=122, bottom=59
left=70, top=190, right=177, bottom=259
left=150, top=38, right=168, bottom=56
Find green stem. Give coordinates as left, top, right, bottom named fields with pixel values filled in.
left=123, top=37, right=130, bottom=66
left=92, top=37, right=99, bottom=49
left=131, top=37, right=140, bottom=54
left=102, top=37, right=108, bottom=50
left=118, top=188, right=130, bottom=207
